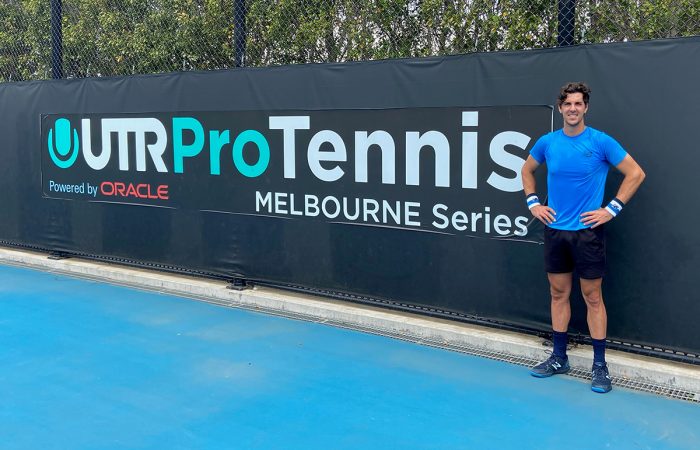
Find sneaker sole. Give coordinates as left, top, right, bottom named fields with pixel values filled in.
left=591, top=386, right=612, bottom=393
left=529, top=367, right=571, bottom=378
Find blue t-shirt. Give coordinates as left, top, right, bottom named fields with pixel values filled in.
left=529, top=127, right=627, bottom=231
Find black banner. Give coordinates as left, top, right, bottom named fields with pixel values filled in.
left=42, top=107, right=551, bottom=241
left=2, top=37, right=699, bottom=356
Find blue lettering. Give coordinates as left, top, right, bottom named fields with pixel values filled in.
left=173, top=117, right=204, bottom=174
left=233, top=130, right=270, bottom=178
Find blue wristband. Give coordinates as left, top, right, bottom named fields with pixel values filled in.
left=605, top=197, right=625, bottom=217
left=526, top=194, right=541, bottom=210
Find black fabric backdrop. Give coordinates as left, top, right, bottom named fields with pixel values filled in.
left=1, top=37, right=699, bottom=355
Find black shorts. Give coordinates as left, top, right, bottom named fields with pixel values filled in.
left=544, top=226, right=606, bottom=279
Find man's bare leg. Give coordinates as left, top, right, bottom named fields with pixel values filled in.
left=580, top=277, right=612, bottom=392
left=579, top=277, right=606, bottom=339
left=548, top=272, right=573, bottom=332
left=530, top=272, right=574, bottom=377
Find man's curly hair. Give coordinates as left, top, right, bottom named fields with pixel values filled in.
left=557, top=82, right=591, bottom=106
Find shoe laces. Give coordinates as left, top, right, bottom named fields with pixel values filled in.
left=544, top=351, right=565, bottom=363
left=592, top=363, right=608, bottom=377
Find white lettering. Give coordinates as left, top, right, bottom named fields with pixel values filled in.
left=432, top=204, right=449, bottom=229
left=274, top=192, right=288, bottom=214
left=355, top=131, right=396, bottom=184
left=81, top=118, right=167, bottom=172
left=256, top=191, right=272, bottom=212
left=308, top=130, right=347, bottom=182
left=269, top=116, right=310, bottom=179
left=305, top=195, right=320, bottom=216
left=321, top=196, right=341, bottom=218
left=514, top=216, right=529, bottom=236
left=405, top=202, right=421, bottom=226
left=487, top=131, right=530, bottom=192
left=363, top=199, right=380, bottom=222
left=493, top=214, right=512, bottom=235
left=462, top=111, right=479, bottom=189
left=406, top=131, right=450, bottom=187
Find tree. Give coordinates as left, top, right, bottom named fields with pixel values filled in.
left=1, top=0, right=698, bottom=82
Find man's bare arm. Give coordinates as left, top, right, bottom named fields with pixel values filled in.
left=580, top=154, right=646, bottom=228
left=521, top=155, right=556, bottom=225
left=612, top=154, right=646, bottom=203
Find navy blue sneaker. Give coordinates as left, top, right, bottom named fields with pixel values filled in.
left=530, top=354, right=570, bottom=378
left=591, top=362, right=612, bottom=393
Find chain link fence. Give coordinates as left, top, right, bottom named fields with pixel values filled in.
left=1, top=0, right=699, bottom=82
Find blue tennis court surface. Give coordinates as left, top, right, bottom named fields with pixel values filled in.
left=1, top=263, right=698, bottom=450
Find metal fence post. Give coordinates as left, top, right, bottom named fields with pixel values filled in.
left=50, top=0, right=63, bottom=79
left=557, top=0, right=576, bottom=46
left=234, top=0, right=248, bottom=67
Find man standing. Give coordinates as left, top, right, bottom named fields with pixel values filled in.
left=521, top=82, right=645, bottom=393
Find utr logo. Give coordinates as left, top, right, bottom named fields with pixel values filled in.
left=47, top=118, right=80, bottom=169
